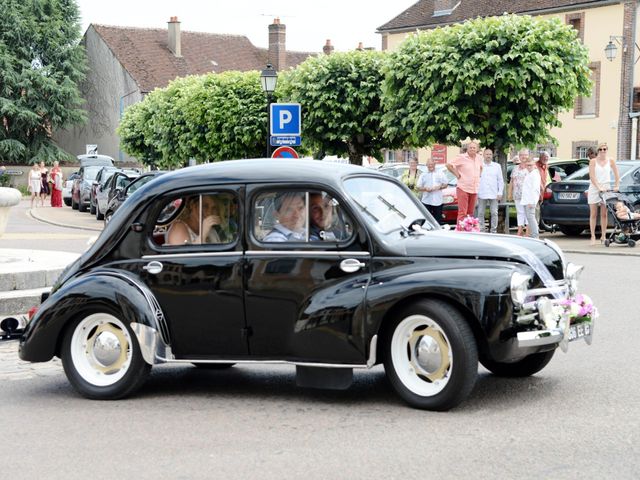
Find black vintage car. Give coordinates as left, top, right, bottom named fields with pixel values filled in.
left=20, top=160, right=593, bottom=410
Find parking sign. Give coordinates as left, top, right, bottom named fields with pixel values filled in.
left=270, top=103, right=301, bottom=136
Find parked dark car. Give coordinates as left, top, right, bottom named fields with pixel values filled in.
left=103, top=171, right=165, bottom=225
left=89, top=166, right=118, bottom=215
left=20, top=160, right=592, bottom=410
left=541, top=160, right=640, bottom=236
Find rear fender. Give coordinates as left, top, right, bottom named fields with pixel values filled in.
left=19, top=271, right=170, bottom=364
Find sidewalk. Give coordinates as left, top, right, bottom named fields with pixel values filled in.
left=28, top=203, right=103, bottom=231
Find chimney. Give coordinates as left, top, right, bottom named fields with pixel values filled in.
left=356, top=42, right=364, bottom=51
left=268, top=17, right=286, bottom=71
left=168, top=16, right=181, bottom=57
left=433, top=0, right=459, bottom=16
left=323, top=39, right=334, bottom=55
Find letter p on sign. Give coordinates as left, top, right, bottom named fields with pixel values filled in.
left=270, top=103, right=301, bottom=136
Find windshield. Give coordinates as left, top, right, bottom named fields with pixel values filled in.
left=344, top=176, right=438, bottom=238
left=566, top=163, right=636, bottom=181
left=84, top=166, right=102, bottom=181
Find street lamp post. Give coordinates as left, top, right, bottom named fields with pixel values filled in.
left=260, top=64, right=278, bottom=158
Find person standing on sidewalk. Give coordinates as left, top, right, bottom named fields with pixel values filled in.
left=417, top=158, right=448, bottom=224
left=446, top=140, right=483, bottom=225
left=507, top=149, right=530, bottom=236
left=38, top=161, right=50, bottom=207
left=49, top=161, right=63, bottom=208
left=28, top=163, right=41, bottom=209
left=587, top=142, right=620, bottom=245
left=476, top=148, right=504, bottom=233
left=400, top=157, right=422, bottom=198
left=521, top=159, right=541, bottom=239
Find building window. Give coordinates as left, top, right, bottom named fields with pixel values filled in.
left=566, top=12, right=585, bottom=42
left=575, top=62, right=600, bottom=118
left=386, top=150, right=396, bottom=162
left=572, top=140, right=598, bottom=159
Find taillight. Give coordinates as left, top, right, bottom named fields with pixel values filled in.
left=543, top=187, right=552, bottom=200
left=27, top=306, right=38, bottom=320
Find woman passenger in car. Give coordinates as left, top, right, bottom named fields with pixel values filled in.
left=166, top=195, right=227, bottom=245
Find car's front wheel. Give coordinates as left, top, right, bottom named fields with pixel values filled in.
left=480, top=350, right=555, bottom=377
left=71, top=197, right=79, bottom=210
left=383, top=299, right=478, bottom=411
left=61, top=312, right=150, bottom=399
left=64, top=198, right=72, bottom=207
left=89, top=199, right=96, bottom=215
left=104, top=210, right=113, bottom=227
left=96, top=202, right=104, bottom=220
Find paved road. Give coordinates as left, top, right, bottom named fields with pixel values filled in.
left=1, top=252, right=638, bottom=479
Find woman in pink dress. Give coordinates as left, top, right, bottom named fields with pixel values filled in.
left=50, top=161, right=63, bottom=208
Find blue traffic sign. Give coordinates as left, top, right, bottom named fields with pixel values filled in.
left=270, top=103, right=301, bottom=136
left=270, top=135, right=301, bottom=146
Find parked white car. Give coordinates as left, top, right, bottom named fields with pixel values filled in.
left=62, top=173, right=79, bottom=206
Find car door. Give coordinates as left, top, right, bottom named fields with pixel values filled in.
left=244, top=185, right=371, bottom=365
left=139, top=188, right=248, bottom=359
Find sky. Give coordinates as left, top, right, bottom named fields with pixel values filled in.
left=75, top=0, right=418, bottom=53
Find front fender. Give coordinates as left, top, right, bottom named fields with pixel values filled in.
left=19, top=270, right=168, bottom=363
left=366, top=262, right=525, bottom=358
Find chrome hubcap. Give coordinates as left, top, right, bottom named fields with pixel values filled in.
left=391, top=314, right=453, bottom=397
left=91, top=330, right=123, bottom=368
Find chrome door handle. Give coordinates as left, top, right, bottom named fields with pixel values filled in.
left=340, top=258, right=366, bottom=273
left=142, top=261, right=163, bottom=275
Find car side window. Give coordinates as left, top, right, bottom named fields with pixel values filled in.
left=152, top=193, right=239, bottom=247
left=253, top=190, right=353, bottom=243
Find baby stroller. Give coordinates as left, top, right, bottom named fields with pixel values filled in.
left=601, top=192, right=640, bottom=248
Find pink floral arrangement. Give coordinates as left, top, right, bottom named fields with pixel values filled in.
left=456, top=215, right=480, bottom=232
left=560, top=294, right=597, bottom=325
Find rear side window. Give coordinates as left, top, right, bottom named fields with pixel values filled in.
left=152, top=193, right=239, bottom=247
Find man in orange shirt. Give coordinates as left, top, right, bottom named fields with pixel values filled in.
left=446, top=140, right=483, bottom=224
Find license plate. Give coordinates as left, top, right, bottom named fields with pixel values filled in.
left=568, top=322, right=591, bottom=342
left=558, top=192, right=580, bottom=200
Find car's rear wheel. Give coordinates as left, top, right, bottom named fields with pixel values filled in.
left=78, top=197, right=87, bottom=212
left=64, top=198, right=72, bottom=207
left=61, top=312, right=150, bottom=399
left=383, top=299, right=477, bottom=411
left=480, top=350, right=555, bottom=377
left=104, top=210, right=113, bottom=227
left=96, top=203, right=104, bottom=220
left=89, top=199, right=96, bottom=215
left=71, top=197, right=79, bottom=210
left=558, top=225, right=584, bottom=236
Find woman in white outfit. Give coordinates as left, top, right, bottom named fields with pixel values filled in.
left=507, top=150, right=530, bottom=236
left=588, top=143, right=620, bottom=245
left=28, top=163, right=42, bottom=208
left=520, top=160, right=541, bottom=239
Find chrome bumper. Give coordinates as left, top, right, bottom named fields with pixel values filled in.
left=516, top=297, right=595, bottom=352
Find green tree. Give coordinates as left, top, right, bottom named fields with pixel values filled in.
left=0, top=0, right=87, bottom=164
left=118, top=71, right=268, bottom=169
left=279, top=50, right=400, bottom=165
left=382, top=14, right=592, bottom=159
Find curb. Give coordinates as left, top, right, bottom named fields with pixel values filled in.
left=28, top=208, right=102, bottom=232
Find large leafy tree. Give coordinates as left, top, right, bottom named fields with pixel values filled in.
left=0, top=0, right=87, bottom=164
left=279, top=50, right=401, bottom=165
left=382, top=14, right=592, bottom=159
left=118, top=71, right=267, bottom=169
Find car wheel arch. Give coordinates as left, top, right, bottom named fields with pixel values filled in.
left=24, top=273, right=168, bottom=362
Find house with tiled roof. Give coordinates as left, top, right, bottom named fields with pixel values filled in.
left=54, top=18, right=317, bottom=162
left=378, top=0, right=640, bottom=162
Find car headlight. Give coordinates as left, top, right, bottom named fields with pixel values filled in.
left=443, top=195, right=454, bottom=204
left=565, top=262, right=584, bottom=296
left=511, top=272, right=531, bottom=307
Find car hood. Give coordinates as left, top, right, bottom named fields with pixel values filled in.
left=400, top=230, right=564, bottom=280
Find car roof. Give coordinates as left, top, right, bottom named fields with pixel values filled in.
left=77, top=154, right=114, bottom=166
left=142, top=159, right=375, bottom=193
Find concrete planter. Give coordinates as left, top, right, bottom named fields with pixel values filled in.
left=0, top=187, right=22, bottom=237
